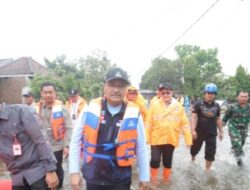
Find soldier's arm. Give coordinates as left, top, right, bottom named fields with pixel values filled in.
left=222, top=105, right=232, bottom=126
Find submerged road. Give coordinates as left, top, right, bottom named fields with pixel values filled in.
left=1, top=125, right=250, bottom=190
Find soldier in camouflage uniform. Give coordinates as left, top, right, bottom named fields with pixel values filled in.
left=223, top=91, right=250, bottom=166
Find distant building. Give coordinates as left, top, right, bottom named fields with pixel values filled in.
left=140, top=89, right=155, bottom=102
left=0, top=57, right=49, bottom=104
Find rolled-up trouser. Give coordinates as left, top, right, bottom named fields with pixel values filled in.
left=190, top=134, right=216, bottom=161
left=150, top=144, right=175, bottom=169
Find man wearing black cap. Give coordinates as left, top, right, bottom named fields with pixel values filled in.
left=65, top=89, right=87, bottom=128
left=69, top=67, right=150, bottom=190
left=22, top=90, right=36, bottom=108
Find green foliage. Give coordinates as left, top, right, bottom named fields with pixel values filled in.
left=140, top=57, right=183, bottom=92
left=183, top=56, right=201, bottom=96
left=234, top=65, right=250, bottom=94
left=30, top=73, right=65, bottom=102
left=176, top=45, right=222, bottom=97
left=217, top=75, right=237, bottom=101
left=30, top=50, right=113, bottom=102
left=140, top=44, right=223, bottom=98
left=29, top=46, right=249, bottom=103
left=140, top=44, right=250, bottom=101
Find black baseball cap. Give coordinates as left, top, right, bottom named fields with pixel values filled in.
left=22, top=91, right=34, bottom=97
left=158, top=83, right=173, bottom=90
left=104, top=67, right=130, bottom=85
left=69, top=89, right=79, bottom=96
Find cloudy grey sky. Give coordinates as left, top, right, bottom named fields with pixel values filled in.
left=0, top=0, right=249, bottom=86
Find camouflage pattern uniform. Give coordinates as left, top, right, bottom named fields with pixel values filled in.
left=223, top=103, right=250, bottom=157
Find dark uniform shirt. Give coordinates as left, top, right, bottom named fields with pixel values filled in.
left=0, top=104, right=57, bottom=186
left=193, top=100, right=220, bottom=135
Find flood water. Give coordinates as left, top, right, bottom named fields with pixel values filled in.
left=1, top=125, right=250, bottom=190
left=145, top=125, right=250, bottom=190
left=56, top=125, right=250, bottom=190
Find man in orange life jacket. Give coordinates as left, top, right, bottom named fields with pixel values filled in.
left=69, top=67, right=150, bottom=190
left=36, top=82, right=72, bottom=188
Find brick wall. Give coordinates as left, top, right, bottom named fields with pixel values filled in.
left=0, top=77, right=27, bottom=104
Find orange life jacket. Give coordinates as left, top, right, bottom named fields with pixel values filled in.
left=36, top=100, right=65, bottom=140
left=65, top=96, right=87, bottom=118
left=82, top=98, right=139, bottom=167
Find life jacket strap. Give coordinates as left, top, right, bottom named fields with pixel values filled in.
left=83, top=149, right=135, bottom=167
left=84, top=139, right=137, bottom=151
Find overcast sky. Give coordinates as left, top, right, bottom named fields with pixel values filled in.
left=0, top=0, right=249, bottom=86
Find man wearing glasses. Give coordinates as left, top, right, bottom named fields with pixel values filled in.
left=69, top=67, right=150, bottom=190
left=146, top=83, right=192, bottom=185
left=190, top=83, right=223, bottom=171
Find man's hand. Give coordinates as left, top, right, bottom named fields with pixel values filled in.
left=218, top=131, right=223, bottom=141
left=70, top=173, right=82, bottom=190
left=45, top=171, right=59, bottom=190
left=63, top=146, right=69, bottom=158
left=192, top=131, right=197, bottom=140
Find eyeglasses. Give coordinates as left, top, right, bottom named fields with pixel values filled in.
left=128, top=92, right=138, bottom=95
left=161, top=91, right=171, bottom=95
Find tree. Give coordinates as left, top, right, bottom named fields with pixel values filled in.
left=217, top=75, right=237, bottom=101
left=140, top=44, right=223, bottom=98
left=78, top=50, right=113, bottom=99
left=30, top=50, right=113, bottom=102
left=234, top=65, right=250, bottom=94
left=30, top=73, right=66, bottom=101
left=140, top=57, right=182, bottom=92
left=176, top=45, right=222, bottom=97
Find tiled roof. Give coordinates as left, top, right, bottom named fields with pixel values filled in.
left=0, top=57, right=48, bottom=76
left=0, top=59, right=13, bottom=68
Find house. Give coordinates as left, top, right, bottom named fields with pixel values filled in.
left=0, top=57, right=49, bottom=104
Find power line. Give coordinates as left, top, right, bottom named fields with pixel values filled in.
left=132, top=0, right=222, bottom=85
left=159, top=0, right=221, bottom=57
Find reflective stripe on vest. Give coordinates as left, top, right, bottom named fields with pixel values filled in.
left=36, top=101, right=65, bottom=140
left=52, top=105, right=65, bottom=140
left=82, top=98, right=139, bottom=167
